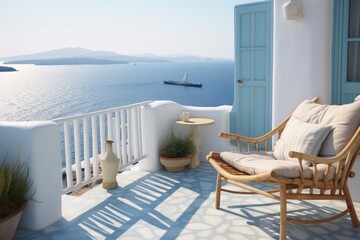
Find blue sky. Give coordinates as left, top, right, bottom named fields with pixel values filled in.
left=0, top=0, right=244, bottom=59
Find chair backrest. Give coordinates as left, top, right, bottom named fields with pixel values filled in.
left=291, top=100, right=360, bottom=156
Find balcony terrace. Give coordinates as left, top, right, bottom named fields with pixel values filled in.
left=0, top=99, right=356, bottom=239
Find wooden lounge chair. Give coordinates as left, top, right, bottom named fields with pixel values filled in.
left=206, top=97, right=360, bottom=239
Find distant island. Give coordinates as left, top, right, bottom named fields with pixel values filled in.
left=0, top=66, right=17, bottom=72
left=0, top=47, right=218, bottom=66
left=4, top=57, right=128, bottom=65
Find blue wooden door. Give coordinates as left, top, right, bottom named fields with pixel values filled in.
left=231, top=1, right=273, bottom=141
left=333, top=0, right=360, bottom=104
left=340, top=0, right=360, bottom=103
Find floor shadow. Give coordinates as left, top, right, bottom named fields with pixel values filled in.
left=15, top=163, right=217, bottom=239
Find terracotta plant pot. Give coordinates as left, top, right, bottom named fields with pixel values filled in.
left=160, top=155, right=192, bottom=172
left=0, top=204, right=26, bottom=240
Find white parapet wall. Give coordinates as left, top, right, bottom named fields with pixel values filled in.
left=139, top=101, right=234, bottom=172
left=0, top=121, right=62, bottom=230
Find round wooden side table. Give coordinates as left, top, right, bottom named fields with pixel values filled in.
left=176, top=118, right=215, bottom=169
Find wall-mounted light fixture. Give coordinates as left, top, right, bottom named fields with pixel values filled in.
left=282, top=0, right=302, bottom=20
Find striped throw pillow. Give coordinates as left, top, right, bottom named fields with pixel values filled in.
left=273, top=117, right=332, bottom=166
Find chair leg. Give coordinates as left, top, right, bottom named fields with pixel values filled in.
left=215, top=173, right=222, bottom=209
left=280, top=184, right=287, bottom=240
left=344, top=184, right=360, bottom=227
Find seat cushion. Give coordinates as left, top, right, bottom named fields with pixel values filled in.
left=273, top=117, right=332, bottom=166
left=292, top=99, right=360, bottom=156
left=220, top=151, right=339, bottom=180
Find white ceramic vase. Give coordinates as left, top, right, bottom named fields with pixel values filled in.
left=100, top=140, right=120, bottom=189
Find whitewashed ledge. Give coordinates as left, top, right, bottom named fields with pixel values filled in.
left=139, top=101, right=233, bottom=172
left=15, top=162, right=360, bottom=239
left=0, top=121, right=62, bottom=230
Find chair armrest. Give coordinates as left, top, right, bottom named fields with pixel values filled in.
left=219, top=124, right=286, bottom=143
left=289, top=149, right=358, bottom=187
left=288, top=151, right=340, bottom=164
left=219, top=132, right=261, bottom=143
left=219, top=115, right=292, bottom=145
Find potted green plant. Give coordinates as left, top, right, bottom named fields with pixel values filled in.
left=0, top=153, right=34, bottom=240
left=160, top=132, right=196, bottom=172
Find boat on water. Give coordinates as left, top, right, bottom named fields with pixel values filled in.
left=164, top=71, right=202, bottom=88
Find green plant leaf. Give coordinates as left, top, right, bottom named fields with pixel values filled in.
left=0, top=151, right=34, bottom=218
left=160, top=131, right=196, bottom=158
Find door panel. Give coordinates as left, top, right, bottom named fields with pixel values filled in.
left=240, top=14, right=251, bottom=48
left=254, top=12, right=267, bottom=47
left=239, top=51, right=251, bottom=79
left=253, top=87, right=267, bottom=137
left=231, top=2, right=273, bottom=144
left=254, top=50, right=266, bottom=80
left=238, top=86, right=251, bottom=137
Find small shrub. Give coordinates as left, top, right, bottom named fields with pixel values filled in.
left=160, top=132, right=196, bottom=158
left=0, top=153, right=33, bottom=218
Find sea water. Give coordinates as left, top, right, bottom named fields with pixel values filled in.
left=0, top=60, right=234, bottom=121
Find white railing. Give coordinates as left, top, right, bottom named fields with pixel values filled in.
left=53, top=101, right=151, bottom=194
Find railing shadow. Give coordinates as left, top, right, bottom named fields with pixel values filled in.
left=16, top=163, right=217, bottom=239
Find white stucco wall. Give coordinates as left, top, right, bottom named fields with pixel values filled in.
left=0, top=121, right=62, bottom=230
left=139, top=101, right=234, bottom=171
left=273, top=0, right=333, bottom=124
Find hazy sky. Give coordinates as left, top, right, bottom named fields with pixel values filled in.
left=0, top=0, right=245, bottom=59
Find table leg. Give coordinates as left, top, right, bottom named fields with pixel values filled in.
left=189, top=125, right=201, bottom=169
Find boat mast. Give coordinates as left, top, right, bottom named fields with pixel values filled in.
left=182, top=70, right=188, bottom=83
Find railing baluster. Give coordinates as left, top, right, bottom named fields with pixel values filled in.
left=120, top=109, right=128, bottom=164
left=137, top=106, right=143, bottom=157
left=115, top=111, right=121, bottom=162
left=127, top=108, right=132, bottom=162
left=64, top=122, right=73, bottom=189
left=73, top=119, right=82, bottom=185
left=83, top=117, right=91, bottom=181
left=100, top=113, right=106, bottom=156
left=132, top=107, right=141, bottom=159
left=107, top=112, right=113, bottom=140
left=91, top=115, right=99, bottom=178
